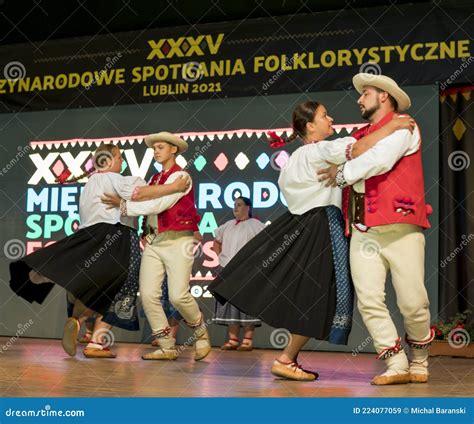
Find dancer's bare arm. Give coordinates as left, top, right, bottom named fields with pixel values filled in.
left=213, top=240, right=222, bottom=255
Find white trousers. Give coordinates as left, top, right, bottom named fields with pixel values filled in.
left=139, top=234, right=201, bottom=335
left=350, top=224, right=431, bottom=355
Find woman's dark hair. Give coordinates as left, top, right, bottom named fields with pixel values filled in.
left=235, top=196, right=252, bottom=218
left=268, top=101, right=320, bottom=147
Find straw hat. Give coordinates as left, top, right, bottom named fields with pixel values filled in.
left=353, top=73, right=411, bottom=111
left=144, top=131, right=188, bottom=153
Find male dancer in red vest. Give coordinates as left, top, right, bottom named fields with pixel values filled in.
left=117, top=132, right=211, bottom=361
left=320, top=74, right=434, bottom=385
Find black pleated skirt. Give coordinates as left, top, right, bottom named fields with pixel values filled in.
left=209, top=207, right=338, bottom=341
left=9, top=222, right=140, bottom=330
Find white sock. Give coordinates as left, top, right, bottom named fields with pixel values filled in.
left=409, top=349, right=428, bottom=374
left=154, top=336, right=176, bottom=350
left=86, top=342, right=103, bottom=350
left=381, top=352, right=409, bottom=376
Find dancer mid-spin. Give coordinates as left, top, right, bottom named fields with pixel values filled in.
left=9, top=143, right=188, bottom=358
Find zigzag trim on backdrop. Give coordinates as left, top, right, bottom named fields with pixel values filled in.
left=226, top=29, right=354, bottom=45
left=29, top=124, right=365, bottom=150
left=34, top=49, right=141, bottom=63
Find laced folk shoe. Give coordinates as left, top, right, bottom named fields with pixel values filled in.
left=372, top=338, right=410, bottom=385
left=236, top=337, right=253, bottom=351
left=142, top=348, right=179, bottom=360
left=409, top=359, right=429, bottom=383
left=142, top=335, right=178, bottom=360
left=371, top=370, right=410, bottom=385
left=406, top=331, right=433, bottom=383
left=194, top=324, right=211, bottom=361
left=62, top=317, right=80, bottom=356
left=408, top=348, right=429, bottom=383
left=83, top=347, right=117, bottom=359
left=79, top=330, right=93, bottom=344
left=220, top=337, right=239, bottom=350
left=371, top=355, right=410, bottom=385
left=271, top=359, right=319, bottom=381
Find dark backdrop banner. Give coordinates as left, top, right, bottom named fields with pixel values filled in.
left=439, top=86, right=474, bottom=321
left=0, top=86, right=440, bottom=347
left=0, top=3, right=472, bottom=113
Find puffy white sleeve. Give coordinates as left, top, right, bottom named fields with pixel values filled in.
left=308, top=136, right=356, bottom=166
left=108, top=174, right=146, bottom=200
left=250, top=219, right=266, bottom=236
left=342, top=127, right=421, bottom=185
left=214, top=224, right=225, bottom=243
left=124, top=171, right=192, bottom=217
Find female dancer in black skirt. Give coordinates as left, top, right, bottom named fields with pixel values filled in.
left=209, top=101, right=415, bottom=381
left=9, top=143, right=189, bottom=358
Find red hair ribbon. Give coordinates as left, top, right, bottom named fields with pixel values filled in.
left=56, top=169, right=71, bottom=184
left=267, top=131, right=286, bottom=148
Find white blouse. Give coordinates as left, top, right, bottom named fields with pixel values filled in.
left=215, top=218, right=266, bottom=267
left=278, top=136, right=355, bottom=215
left=79, top=172, right=146, bottom=229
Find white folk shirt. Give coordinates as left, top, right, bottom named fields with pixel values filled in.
left=125, top=171, right=192, bottom=218
left=215, top=218, right=266, bottom=267
left=278, top=136, right=355, bottom=215
left=79, top=172, right=146, bottom=229
left=344, top=127, right=421, bottom=192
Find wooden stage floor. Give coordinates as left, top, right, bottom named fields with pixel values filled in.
left=0, top=337, right=472, bottom=397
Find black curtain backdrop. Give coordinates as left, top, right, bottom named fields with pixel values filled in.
left=439, top=85, right=474, bottom=322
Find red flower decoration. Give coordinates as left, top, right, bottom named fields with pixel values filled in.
left=267, top=131, right=286, bottom=148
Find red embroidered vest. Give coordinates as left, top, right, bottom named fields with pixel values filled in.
left=341, top=111, right=432, bottom=236
left=142, top=163, right=200, bottom=234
